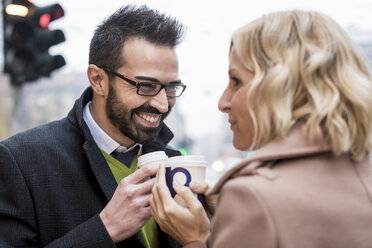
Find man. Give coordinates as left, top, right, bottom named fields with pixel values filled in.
left=0, top=5, right=186, bottom=247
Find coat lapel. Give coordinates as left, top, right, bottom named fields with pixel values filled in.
left=69, top=87, right=118, bottom=201
left=83, top=139, right=118, bottom=201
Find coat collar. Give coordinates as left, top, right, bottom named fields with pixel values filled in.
left=210, top=128, right=331, bottom=195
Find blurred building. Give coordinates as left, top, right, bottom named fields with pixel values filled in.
left=191, top=114, right=249, bottom=186
left=348, top=27, right=372, bottom=65
left=11, top=72, right=88, bottom=134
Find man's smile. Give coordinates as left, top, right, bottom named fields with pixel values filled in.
left=136, top=112, right=162, bottom=127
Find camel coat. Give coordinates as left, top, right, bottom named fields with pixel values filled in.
left=185, top=129, right=372, bottom=248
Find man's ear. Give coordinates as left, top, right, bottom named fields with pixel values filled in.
left=87, top=64, right=108, bottom=97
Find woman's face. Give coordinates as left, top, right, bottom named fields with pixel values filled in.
left=218, top=46, right=255, bottom=150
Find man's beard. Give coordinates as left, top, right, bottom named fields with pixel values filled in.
left=105, top=83, right=171, bottom=144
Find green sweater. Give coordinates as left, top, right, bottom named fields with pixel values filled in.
left=101, top=149, right=159, bottom=248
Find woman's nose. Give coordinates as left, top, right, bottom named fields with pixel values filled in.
left=218, top=88, right=231, bottom=113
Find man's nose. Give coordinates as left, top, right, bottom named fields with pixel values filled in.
left=148, top=88, right=169, bottom=113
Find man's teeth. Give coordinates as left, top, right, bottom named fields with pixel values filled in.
left=139, top=113, right=160, bottom=123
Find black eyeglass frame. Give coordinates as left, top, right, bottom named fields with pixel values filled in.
left=106, top=70, right=186, bottom=98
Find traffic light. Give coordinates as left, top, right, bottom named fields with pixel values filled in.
left=2, top=0, right=66, bottom=86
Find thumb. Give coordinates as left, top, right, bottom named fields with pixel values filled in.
left=189, top=181, right=209, bottom=194
left=173, top=182, right=201, bottom=210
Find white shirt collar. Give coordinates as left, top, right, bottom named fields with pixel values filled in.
left=83, top=101, right=140, bottom=154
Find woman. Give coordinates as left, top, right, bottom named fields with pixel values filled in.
left=150, top=10, right=372, bottom=248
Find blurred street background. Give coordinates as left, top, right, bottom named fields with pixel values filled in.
left=1, top=0, right=372, bottom=186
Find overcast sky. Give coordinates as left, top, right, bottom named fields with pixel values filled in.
left=33, top=0, right=372, bottom=139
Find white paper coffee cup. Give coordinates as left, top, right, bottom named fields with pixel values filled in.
left=164, top=155, right=207, bottom=206
left=137, top=151, right=168, bottom=180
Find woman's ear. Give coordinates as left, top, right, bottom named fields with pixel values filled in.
left=87, top=64, right=108, bottom=97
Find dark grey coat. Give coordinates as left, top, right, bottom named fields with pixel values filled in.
left=0, top=87, right=180, bottom=248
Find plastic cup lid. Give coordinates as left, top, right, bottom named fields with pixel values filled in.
left=165, top=155, right=208, bottom=166
left=138, top=151, right=168, bottom=166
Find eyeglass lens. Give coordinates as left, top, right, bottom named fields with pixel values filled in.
left=138, top=83, right=184, bottom=97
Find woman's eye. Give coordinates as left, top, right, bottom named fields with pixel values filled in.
left=231, top=77, right=241, bottom=86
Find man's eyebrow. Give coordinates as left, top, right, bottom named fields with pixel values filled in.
left=168, top=80, right=182, bottom=85
left=135, top=76, right=160, bottom=82
left=135, top=76, right=182, bottom=84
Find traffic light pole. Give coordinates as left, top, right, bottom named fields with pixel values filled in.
left=0, top=69, right=22, bottom=140
left=1, top=0, right=25, bottom=138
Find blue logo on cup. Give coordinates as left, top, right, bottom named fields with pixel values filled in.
left=166, top=167, right=191, bottom=198
left=166, top=167, right=204, bottom=204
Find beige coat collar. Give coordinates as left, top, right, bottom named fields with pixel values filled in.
left=210, top=128, right=331, bottom=195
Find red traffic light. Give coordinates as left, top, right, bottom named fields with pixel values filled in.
left=32, top=3, right=65, bottom=29
left=39, top=13, right=51, bottom=28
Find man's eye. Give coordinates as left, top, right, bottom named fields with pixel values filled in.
left=139, top=83, right=158, bottom=93
left=141, top=83, right=157, bottom=89
left=169, top=84, right=182, bottom=90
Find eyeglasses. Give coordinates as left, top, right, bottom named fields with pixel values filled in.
left=106, top=70, right=186, bottom=98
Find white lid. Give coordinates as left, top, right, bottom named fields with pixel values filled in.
left=138, top=151, right=168, bottom=167
left=165, top=155, right=208, bottom=166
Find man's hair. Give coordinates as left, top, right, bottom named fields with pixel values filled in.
left=89, top=5, right=185, bottom=72
left=231, top=9, right=372, bottom=160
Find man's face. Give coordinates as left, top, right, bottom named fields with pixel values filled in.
left=105, top=38, right=179, bottom=144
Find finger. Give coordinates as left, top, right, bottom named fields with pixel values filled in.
left=151, top=206, right=163, bottom=229
left=118, top=178, right=155, bottom=203
left=150, top=174, right=160, bottom=209
left=150, top=194, right=156, bottom=211
left=140, top=206, right=152, bottom=222
left=152, top=165, right=168, bottom=209
left=135, top=178, right=156, bottom=195
left=154, top=165, right=166, bottom=193
left=150, top=197, right=160, bottom=222
left=122, top=166, right=157, bottom=185
left=155, top=164, right=166, bottom=185
left=151, top=165, right=179, bottom=223
left=139, top=162, right=160, bottom=172
left=135, top=193, right=153, bottom=207
left=150, top=183, right=165, bottom=226
left=150, top=166, right=163, bottom=214
left=156, top=166, right=175, bottom=206
left=173, top=183, right=201, bottom=211
left=189, top=181, right=209, bottom=194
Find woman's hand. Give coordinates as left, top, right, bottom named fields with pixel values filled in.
left=150, top=165, right=210, bottom=246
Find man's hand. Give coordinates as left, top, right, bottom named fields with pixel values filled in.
left=100, top=166, right=157, bottom=243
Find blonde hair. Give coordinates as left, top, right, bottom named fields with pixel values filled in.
left=231, top=10, right=372, bottom=161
